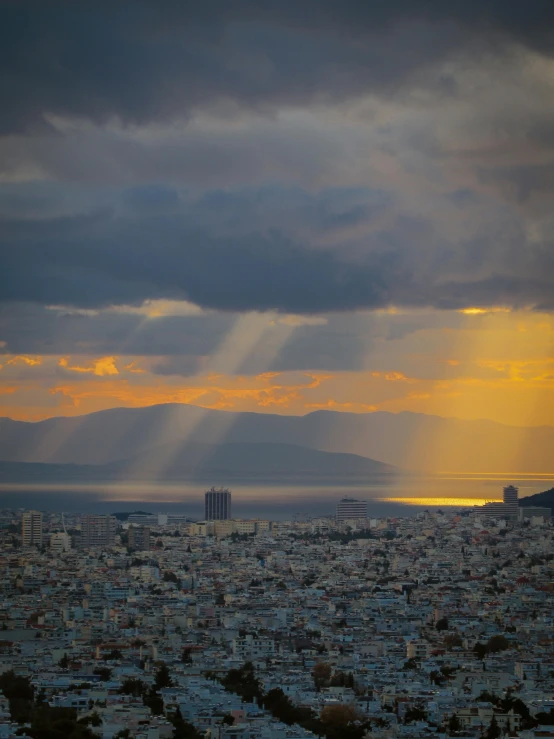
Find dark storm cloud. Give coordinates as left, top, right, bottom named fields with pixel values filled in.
left=0, top=303, right=232, bottom=357
left=0, top=210, right=388, bottom=312
left=2, top=0, right=554, bottom=134
left=0, top=188, right=553, bottom=313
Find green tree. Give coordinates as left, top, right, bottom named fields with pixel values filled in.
left=474, top=642, right=488, bottom=659
left=94, top=667, right=112, bottom=681
left=486, top=715, right=501, bottom=739
left=78, top=711, right=102, bottom=727
left=58, top=653, right=70, bottom=668
left=154, top=664, right=173, bottom=689
left=143, top=687, right=164, bottom=716
left=170, top=707, right=203, bottom=739
left=449, top=714, right=461, bottom=733
left=405, top=705, right=428, bottom=723
left=119, top=678, right=146, bottom=697
left=487, top=635, right=510, bottom=653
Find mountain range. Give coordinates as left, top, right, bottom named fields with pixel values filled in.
left=0, top=403, right=553, bottom=475
left=519, top=488, right=554, bottom=508
left=0, top=441, right=396, bottom=484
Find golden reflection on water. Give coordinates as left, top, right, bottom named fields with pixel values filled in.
left=382, top=496, right=502, bottom=507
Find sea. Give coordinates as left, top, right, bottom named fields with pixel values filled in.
left=0, top=473, right=552, bottom=519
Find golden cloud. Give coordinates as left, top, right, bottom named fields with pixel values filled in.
left=6, top=355, right=42, bottom=367
left=59, top=356, right=119, bottom=376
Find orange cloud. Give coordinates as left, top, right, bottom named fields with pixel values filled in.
left=31, top=370, right=335, bottom=420
left=59, top=356, right=119, bottom=376
left=6, top=355, right=42, bottom=367
left=123, top=361, right=145, bottom=374
left=371, top=370, right=416, bottom=382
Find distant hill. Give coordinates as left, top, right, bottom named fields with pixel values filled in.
left=0, top=403, right=553, bottom=473
left=0, top=442, right=397, bottom=484
left=519, top=488, right=554, bottom=508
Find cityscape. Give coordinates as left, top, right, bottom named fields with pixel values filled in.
left=2, top=2, right=554, bottom=738
left=1, top=483, right=553, bottom=738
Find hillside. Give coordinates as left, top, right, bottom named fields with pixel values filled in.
left=0, top=403, right=553, bottom=473
left=519, top=488, right=554, bottom=508
left=0, top=442, right=397, bottom=484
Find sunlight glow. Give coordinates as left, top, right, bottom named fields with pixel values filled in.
left=382, top=496, right=502, bottom=506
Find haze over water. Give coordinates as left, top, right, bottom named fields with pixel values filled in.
left=1, top=473, right=551, bottom=520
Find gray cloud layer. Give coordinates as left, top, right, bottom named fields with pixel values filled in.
left=2, top=1, right=554, bottom=134
left=1, top=1, right=554, bottom=317
left=1, top=183, right=553, bottom=312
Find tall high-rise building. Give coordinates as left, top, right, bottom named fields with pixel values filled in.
left=128, top=525, right=151, bottom=550
left=21, top=511, right=43, bottom=548
left=80, top=515, right=116, bottom=549
left=474, top=485, right=519, bottom=520
left=503, top=485, right=519, bottom=515
left=205, top=487, right=231, bottom=520
left=336, top=498, right=367, bottom=522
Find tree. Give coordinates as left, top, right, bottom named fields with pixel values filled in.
left=312, top=662, right=332, bottom=688
left=58, top=653, right=70, bottom=668
left=119, top=678, right=146, bottom=697
left=170, top=706, right=204, bottom=739
left=486, top=715, right=501, bottom=739
left=221, top=662, right=261, bottom=703
left=321, top=703, right=362, bottom=728
left=143, top=686, right=164, bottom=715
left=487, top=635, right=510, bottom=653
left=94, top=666, right=112, bottom=681
left=474, top=642, right=488, bottom=659
left=163, top=571, right=180, bottom=587
left=449, top=714, right=461, bottom=733
left=154, top=663, right=173, bottom=689
left=436, top=617, right=449, bottom=631
left=78, top=711, right=102, bottom=727
left=444, top=634, right=463, bottom=650
left=221, top=714, right=235, bottom=725
left=405, top=705, right=428, bottom=723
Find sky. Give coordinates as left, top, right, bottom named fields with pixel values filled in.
left=1, top=1, right=553, bottom=427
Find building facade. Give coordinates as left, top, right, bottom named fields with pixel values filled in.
left=21, top=511, right=43, bottom=548
left=50, top=532, right=71, bottom=553
left=80, top=515, right=117, bottom=548
left=128, top=525, right=151, bottom=550
left=474, top=485, right=519, bottom=520
left=204, top=488, right=231, bottom=520
left=336, top=498, right=367, bottom=522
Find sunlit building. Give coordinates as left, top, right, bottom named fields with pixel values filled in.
left=205, top=487, right=231, bottom=520
left=336, top=498, right=367, bottom=522
left=474, top=485, right=519, bottom=520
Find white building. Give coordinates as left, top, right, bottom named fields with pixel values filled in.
left=50, top=532, right=71, bottom=553
left=336, top=498, right=367, bottom=522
